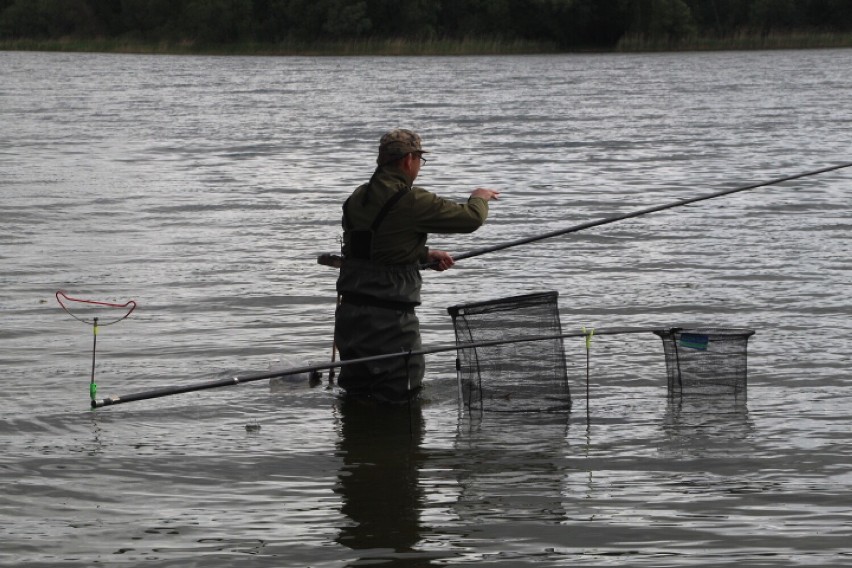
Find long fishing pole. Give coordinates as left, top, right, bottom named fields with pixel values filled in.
left=102, top=164, right=848, bottom=409
left=92, top=325, right=668, bottom=409
left=445, top=162, right=852, bottom=265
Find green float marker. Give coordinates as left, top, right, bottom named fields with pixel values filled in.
left=90, top=318, right=99, bottom=403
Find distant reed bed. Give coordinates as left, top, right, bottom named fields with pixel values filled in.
left=0, top=36, right=557, bottom=56
left=2, top=32, right=851, bottom=56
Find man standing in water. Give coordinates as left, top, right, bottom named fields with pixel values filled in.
left=334, top=129, right=500, bottom=403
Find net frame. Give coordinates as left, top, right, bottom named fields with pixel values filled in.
left=653, top=327, right=755, bottom=397
left=446, top=289, right=756, bottom=412
left=447, top=291, right=571, bottom=413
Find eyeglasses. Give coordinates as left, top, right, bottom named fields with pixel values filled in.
left=413, top=153, right=427, bottom=165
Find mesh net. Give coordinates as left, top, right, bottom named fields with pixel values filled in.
left=653, top=328, right=755, bottom=396
left=447, top=290, right=755, bottom=410
left=447, top=291, right=571, bottom=412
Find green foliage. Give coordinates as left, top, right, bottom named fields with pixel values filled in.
left=3, top=0, right=852, bottom=49
left=749, top=0, right=799, bottom=32
left=323, top=1, right=371, bottom=38
left=629, top=0, right=695, bottom=41
left=183, top=0, right=253, bottom=43
left=684, top=0, right=852, bottom=34
left=367, top=0, right=440, bottom=38
left=0, top=0, right=99, bottom=38
left=117, top=0, right=186, bottom=39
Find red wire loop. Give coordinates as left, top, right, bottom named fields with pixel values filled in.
left=55, top=290, right=137, bottom=326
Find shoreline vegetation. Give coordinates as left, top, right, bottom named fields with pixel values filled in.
left=3, top=0, right=852, bottom=57
left=3, top=32, right=852, bottom=57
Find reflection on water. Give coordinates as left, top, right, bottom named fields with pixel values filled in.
left=333, top=398, right=438, bottom=567
left=660, top=394, right=754, bottom=459
left=453, top=411, right=571, bottom=525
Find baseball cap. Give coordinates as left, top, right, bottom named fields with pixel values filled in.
left=377, top=128, right=428, bottom=165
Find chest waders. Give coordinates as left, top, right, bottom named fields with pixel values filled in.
left=335, top=185, right=425, bottom=402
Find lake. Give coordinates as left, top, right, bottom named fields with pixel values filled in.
left=1, top=48, right=851, bottom=566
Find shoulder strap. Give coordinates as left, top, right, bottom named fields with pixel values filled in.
left=343, top=185, right=410, bottom=261
left=370, top=186, right=410, bottom=231
left=343, top=182, right=410, bottom=232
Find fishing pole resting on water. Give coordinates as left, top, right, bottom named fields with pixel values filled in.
left=91, top=327, right=654, bottom=408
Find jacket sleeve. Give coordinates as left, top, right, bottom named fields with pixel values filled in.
left=408, top=188, right=489, bottom=234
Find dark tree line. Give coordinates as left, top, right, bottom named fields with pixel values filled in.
left=2, top=0, right=852, bottom=48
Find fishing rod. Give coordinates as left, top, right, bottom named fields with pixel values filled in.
left=449, top=162, right=852, bottom=264
left=318, top=162, right=851, bottom=270
left=92, top=325, right=664, bottom=409
left=98, top=163, right=849, bottom=409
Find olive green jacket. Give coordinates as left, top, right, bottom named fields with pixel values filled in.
left=341, top=166, right=490, bottom=265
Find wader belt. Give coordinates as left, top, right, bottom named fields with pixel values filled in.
left=340, top=291, right=418, bottom=313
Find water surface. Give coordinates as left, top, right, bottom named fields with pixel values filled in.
left=1, top=49, right=851, bottom=566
